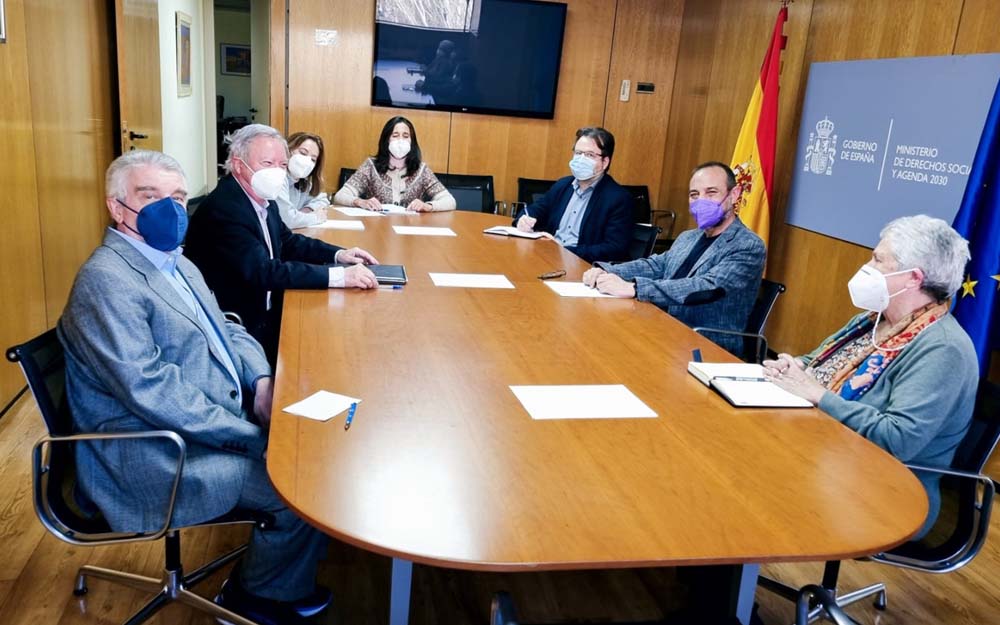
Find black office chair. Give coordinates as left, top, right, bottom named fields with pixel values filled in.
left=693, top=279, right=786, bottom=363
left=6, top=329, right=271, bottom=625
left=651, top=208, right=677, bottom=253
left=759, top=377, right=1000, bottom=624
left=795, top=586, right=859, bottom=625
left=516, top=177, right=555, bottom=205
left=437, top=172, right=497, bottom=213
left=622, top=184, right=676, bottom=252
left=338, top=167, right=357, bottom=190
left=628, top=223, right=662, bottom=261
left=622, top=184, right=652, bottom=224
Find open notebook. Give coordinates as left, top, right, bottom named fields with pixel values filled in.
left=483, top=225, right=547, bottom=239
left=687, top=362, right=813, bottom=408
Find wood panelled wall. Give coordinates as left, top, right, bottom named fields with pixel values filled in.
left=273, top=0, right=684, bottom=208
left=660, top=0, right=1000, bottom=359
left=0, top=0, right=116, bottom=405
left=0, top=0, right=47, bottom=404
left=279, top=0, right=1000, bottom=361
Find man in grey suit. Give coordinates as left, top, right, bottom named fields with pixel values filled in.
left=583, top=162, right=766, bottom=355
left=58, top=150, right=328, bottom=625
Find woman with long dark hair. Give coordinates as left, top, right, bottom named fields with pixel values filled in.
left=333, top=116, right=455, bottom=212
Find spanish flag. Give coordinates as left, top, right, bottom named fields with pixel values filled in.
left=730, top=6, right=788, bottom=249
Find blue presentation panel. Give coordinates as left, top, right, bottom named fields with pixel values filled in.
left=786, top=54, right=1000, bottom=248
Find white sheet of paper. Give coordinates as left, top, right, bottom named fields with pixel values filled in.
left=393, top=225, right=457, bottom=237
left=509, top=385, right=657, bottom=420
left=544, top=281, right=614, bottom=298
left=429, top=273, right=515, bottom=289
left=334, top=206, right=384, bottom=217
left=313, top=220, right=365, bottom=231
left=282, top=391, right=361, bottom=422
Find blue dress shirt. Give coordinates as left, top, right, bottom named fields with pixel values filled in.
left=554, top=178, right=597, bottom=247
left=109, top=228, right=243, bottom=403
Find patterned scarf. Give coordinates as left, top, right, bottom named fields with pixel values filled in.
left=808, top=301, right=949, bottom=400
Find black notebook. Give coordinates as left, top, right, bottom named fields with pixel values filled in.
left=334, top=264, right=408, bottom=285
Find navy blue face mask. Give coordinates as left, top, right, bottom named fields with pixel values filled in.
left=117, top=196, right=188, bottom=251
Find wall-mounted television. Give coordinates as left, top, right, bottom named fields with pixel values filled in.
left=372, top=0, right=568, bottom=119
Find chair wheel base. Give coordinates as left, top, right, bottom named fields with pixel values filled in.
left=874, top=590, right=888, bottom=610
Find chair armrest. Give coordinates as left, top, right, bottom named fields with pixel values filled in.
left=903, top=463, right=995, bottom=485
left=692, top=327, right=768, bottom=363
left=650, top=208, right=676, bottom=236
left=32, top=430, right=186, bottom=544
left=692, top=327, right=765, bottom=341
left=797, top=585, right=859, bottom=625
left=871, top=463, right=995, bottom=573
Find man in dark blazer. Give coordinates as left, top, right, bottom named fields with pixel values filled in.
left=59, top=150, right=328, bottom=624
left=185, top=124, right=379, bottom=364
left=583, top=162, right=766, bottom=355
left=512, top=127, right=634, bottom=263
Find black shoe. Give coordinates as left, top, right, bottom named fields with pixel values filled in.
left=290, top=585, right=332, bottom=617
left=214, top=579, right=311, bottom=625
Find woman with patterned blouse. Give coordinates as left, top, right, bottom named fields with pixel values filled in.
left=763, top=215, right=978, bottom=536
left=333, top=116, right=456, bottom=212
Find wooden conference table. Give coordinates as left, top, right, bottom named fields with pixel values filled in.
left=267, top=210, right=927, bottom=624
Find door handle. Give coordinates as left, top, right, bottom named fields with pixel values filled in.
left=129, top=131, right=149, bottom=140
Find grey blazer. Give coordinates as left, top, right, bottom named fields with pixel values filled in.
left=599, top=218, right=766, bottom=354
left=58, top=231, right=271, bottom=532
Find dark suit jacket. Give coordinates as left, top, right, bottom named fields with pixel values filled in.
left=184, top=175, right=343, bottom=359
left=512, top=174, right=633, bottom=263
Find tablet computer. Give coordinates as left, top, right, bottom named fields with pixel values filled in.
left=335, top=264, right=407, bottom=285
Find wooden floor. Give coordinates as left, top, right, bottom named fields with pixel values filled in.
left=1, top=392, right=998, bottom=624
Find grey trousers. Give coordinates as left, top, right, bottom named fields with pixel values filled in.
left=233, top=458, right=330, bottom=602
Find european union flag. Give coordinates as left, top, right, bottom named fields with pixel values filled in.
left=952, top=76, right=1000, bottom=375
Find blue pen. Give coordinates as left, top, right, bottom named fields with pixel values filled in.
left=377, top=285, right=403, bottom=290
left=344, top=402, right=357, bottom=430
left=692, top=348, right=703, bottom=363
left=712, top=375, right=766, bottom=382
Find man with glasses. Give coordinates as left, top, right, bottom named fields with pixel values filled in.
left=514, top=126, right=633, bottom=263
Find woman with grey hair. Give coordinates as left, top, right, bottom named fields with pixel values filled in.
left=763, top=214, right=978, bottom=534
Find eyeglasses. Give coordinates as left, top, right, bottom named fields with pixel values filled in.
left=572, top=150, right=603, bottom=161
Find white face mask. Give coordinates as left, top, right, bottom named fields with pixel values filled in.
left=847, top=264, right=913, bottom=312
left=388, top=139, right=411, bottom=159
left=287, top=153, right=315, bottom=180
left=240, top=158, right=286, bottom=201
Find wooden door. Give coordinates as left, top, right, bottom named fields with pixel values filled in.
left=114, top=0, right=162, bottom=152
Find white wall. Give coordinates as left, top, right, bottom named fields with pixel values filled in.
left=158, top=0, right=210, bottom=195
left=215, top=8, right=252, bottom=121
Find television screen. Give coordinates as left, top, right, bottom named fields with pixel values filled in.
left=372, top=0, right=568, bottom=119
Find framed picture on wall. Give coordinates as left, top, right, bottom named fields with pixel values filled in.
left=221, top=43, right=251, bottom=77
left=176, top=11, right=192, bottom=96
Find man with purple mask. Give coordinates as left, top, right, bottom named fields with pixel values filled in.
left=583, top=161, right=765, bottom=355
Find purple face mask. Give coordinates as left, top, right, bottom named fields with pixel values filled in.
left=689, top=198, right=726, bottom=230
